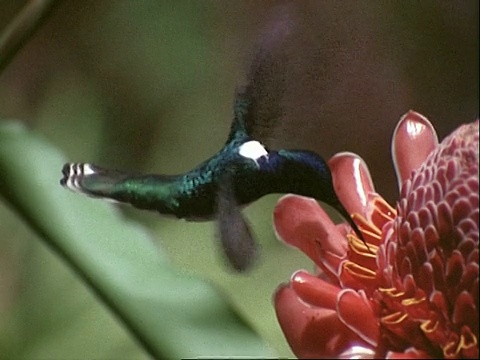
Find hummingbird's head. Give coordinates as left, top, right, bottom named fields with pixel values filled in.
left=267, top=149, right=339, bottom=206
left=266, top=149, right=366, bottom=241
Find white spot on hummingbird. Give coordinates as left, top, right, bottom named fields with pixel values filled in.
left=238, top=140, right=268, bottom=165
left=82, top=163, right=96, bottom=176
left=63, top=163, right=96, bottom=193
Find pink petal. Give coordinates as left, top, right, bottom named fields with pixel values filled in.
left=274, top=194, right=348, bottom=260
left=391, top=111, right=438, bottom=189
left=337, top=289, right=379, bottom=346
left=338, top=261, right=378, bottom=295
left=386, top=348, right=433, bottom=359
left=329, top=152, right=376, bottom=216
left=338, top=346, right=376, bottom=358
left=274, top=284, right=367, bottom=358
left=290, top=270, right=340, bottom=309
left=459, top=325, right=479, bottom=359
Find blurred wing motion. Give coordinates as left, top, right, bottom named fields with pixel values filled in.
left=233, top=5, right=294, bottom=148
left=216, top=168, right=258, bottom=272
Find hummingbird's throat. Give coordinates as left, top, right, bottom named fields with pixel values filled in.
left=238, top=140, right=268, bottom=166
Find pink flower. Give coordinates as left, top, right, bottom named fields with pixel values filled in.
left=273, top=111, right=479, bottom=358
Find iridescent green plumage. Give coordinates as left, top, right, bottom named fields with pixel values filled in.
left=61, top=7, right=363, bottom=271
left=61, top=108, right=359, bottom=271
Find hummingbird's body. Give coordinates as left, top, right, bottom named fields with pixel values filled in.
left=61, top=9, right=363, bottom=271
left=62, top=135, right=264, bottom=221
left=63, top=147, right=342, bottom=221
left=62, top=100, right=345, bottom=222
left=62, top=96, right=358, bottom=272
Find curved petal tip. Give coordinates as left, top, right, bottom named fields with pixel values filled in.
left=391, top=111, right=438, bottom=188
left=329, top=152, right=375, bottom=216
left=274, top=285, right=365, bottom=358
left=273, top=194, right=348, bottom=259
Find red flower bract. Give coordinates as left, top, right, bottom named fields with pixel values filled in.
left=273, top=111, right=479, bottom=359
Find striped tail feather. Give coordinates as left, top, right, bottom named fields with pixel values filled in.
left=60, top=163, right=127, bottom=201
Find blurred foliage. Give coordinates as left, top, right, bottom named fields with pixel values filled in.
left=0, top=121, right=273, bottom=358
left=0, top=1, right=478, bottom=359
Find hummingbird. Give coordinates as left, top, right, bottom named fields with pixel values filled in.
left=60, top=8, right=363, bottom=272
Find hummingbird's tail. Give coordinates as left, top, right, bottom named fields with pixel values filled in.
left=61, top=163, right=182, bottom=216
left=60, top=163, right=127, bottom=201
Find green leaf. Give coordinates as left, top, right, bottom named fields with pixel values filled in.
left=0, top=120, right=274, bottom=358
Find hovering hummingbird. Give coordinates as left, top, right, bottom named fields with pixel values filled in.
left=60, top=8, right=363, bottom=272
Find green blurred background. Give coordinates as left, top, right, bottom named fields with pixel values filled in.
left=0, top=1, right=478, bottom=358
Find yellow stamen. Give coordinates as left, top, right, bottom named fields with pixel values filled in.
left=348, top=233, right=378, bottom=257
left=378, top=287, right=405, bottom=298
left=381, top=311, right=409, bottom=325
left=343, top=261, right=376, bottom=279
left=402, top=296, right=427, bottom=306
left=421, top=318, right=439, bottom=333
left=372, top=197, right=397, bottom=221
left=352, top=213, right=382, bottom=236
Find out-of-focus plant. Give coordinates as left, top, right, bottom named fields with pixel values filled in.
left=0, top=2, right=274, bottom=358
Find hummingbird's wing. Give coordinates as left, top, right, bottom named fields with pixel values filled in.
left=233, top=5, right=295, bottom=148
left=216, top=168, right=258, bottom=272
left=235, top=2, right=413, bottom=202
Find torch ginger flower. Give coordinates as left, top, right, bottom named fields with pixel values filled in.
left=273, top=111, right=479, bottom=358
